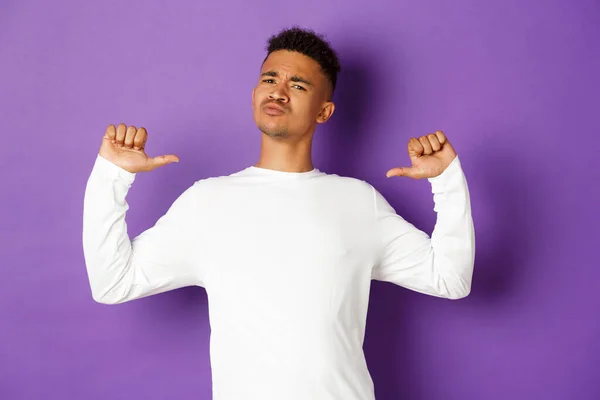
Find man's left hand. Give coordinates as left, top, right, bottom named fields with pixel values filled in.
left=386, top=130, right=457, bottom=179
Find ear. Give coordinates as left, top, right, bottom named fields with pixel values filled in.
left=316, top=101, right=335, bottom=124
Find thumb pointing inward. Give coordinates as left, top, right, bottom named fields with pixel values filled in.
left=152, top=155, right=180, bottom=168
left=386, top=166, right=414, bottom=178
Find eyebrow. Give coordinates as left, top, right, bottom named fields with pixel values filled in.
left=261, top=71, right=313, bottom=86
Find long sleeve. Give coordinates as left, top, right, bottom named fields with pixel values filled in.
left=371, top=156, right=475, bottom=299
left=82, top=154, right=203, bottom=305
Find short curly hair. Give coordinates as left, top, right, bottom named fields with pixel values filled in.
left=264, top=27, right=341, bottom=93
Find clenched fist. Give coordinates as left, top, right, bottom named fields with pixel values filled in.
left=386, top=130, right=457, bottom=179
left=99, top=124, right=180, bottom=173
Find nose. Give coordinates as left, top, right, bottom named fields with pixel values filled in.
left=268, top=83, right=289, bottom=103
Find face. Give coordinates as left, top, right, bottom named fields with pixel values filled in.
left=252, top=50, right=335, bottom=140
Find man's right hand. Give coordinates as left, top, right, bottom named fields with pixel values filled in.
left=99, top=123, right=180, bottom=173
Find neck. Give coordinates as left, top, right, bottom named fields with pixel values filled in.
left=255, top=132, right=314, bottom=172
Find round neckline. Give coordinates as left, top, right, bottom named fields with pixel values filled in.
left=245, top=165, right=322, bottom=178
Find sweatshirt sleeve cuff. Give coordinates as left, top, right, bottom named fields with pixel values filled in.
left=427, top=155, right=461, bottom=192
left=94, top=154, right=136, bottom=185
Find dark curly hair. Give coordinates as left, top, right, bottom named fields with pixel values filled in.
left=264, top=27, right=341, bottom=94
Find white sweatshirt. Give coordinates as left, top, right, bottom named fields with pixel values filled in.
left=82, top=153, right=475, bottom=400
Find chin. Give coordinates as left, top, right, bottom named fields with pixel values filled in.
left=257, top=121, right=289, bottom=138
left=260, top=127, right=289, bottom=139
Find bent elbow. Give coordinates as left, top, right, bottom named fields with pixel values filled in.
left=92, top=295, right=117, bottom=305
left=445, top=280, right=471, bottom=300
left=438, top=258, right=474, bottom=300
left=90, top=287, right=125, bottom=305
left=447, top=287, right=471, bottom=300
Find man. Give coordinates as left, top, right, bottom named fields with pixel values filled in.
left=83, top=27, right=475, bottom=400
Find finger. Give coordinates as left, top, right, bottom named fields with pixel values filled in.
left=407, top=137, right=423, bottom=159
left=115, top=123, right=127, bottom=146
left=419, top=135, right=433, bottom=155
left=104, top=124, right=116, bottom=142
left=434, top=130, right=447, bottom=145
left=386, top=166, right=418, bottom=179
left=124, top=125, right=137, bottom=148
left=150, top=154, right=180, bottom=169
left=140, top=134, right=148, bottom=150
left=133, top=127, right=147, bottom=150
left=427, top=133, right=441, bottom=151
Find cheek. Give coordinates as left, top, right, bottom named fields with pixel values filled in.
left=292, top=95, right=315, bottom=115
left=304, top=97, right=323, bottom=120
left=252, top=91, right=260, bottom=108
left=252, top=93, right=265, bottom=117
left=253, top=87, right=268, bottom=104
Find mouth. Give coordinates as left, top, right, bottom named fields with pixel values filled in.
left=263, top=104, right=286, bottom=116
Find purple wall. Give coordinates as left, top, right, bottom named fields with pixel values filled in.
left=1, top=0, right=598, bottom=399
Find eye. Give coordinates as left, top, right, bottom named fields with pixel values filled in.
left=262, top=79, right=275, bottom=84
left=293, top=85, right=306, bottom=91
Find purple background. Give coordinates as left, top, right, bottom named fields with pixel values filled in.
left=1, top=0, right=599, bottom=399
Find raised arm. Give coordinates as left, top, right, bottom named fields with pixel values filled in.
left=82, top=124, right=201, bottom=304
left=372, top=131, right=475, bottom=299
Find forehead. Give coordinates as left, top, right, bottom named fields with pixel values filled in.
left=260, top=50, right=323, bottom=80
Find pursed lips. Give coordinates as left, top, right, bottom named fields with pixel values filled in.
left=263, top=103, right=287, bottom=116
